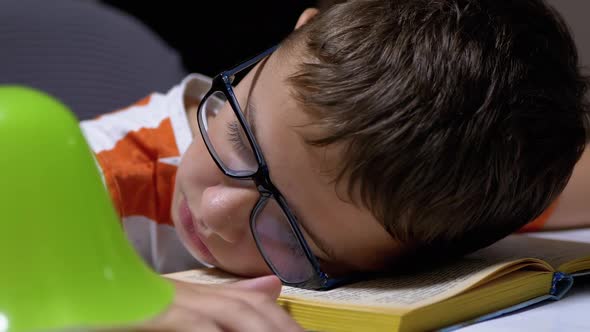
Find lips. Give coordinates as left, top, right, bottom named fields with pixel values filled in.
left=178, top=197, right=217, bottom=264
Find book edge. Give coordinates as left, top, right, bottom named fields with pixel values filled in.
left=435, top=271, right=575, bottom=332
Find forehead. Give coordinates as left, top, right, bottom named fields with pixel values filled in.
left=252, top=48, right=343, bottom=201
left=240, top=48, right=401, bottom=270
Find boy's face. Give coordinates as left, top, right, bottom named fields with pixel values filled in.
left=171, top=46, right=402, bottom=278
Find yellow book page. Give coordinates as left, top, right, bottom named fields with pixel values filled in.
left=278, top=261, right=547, bottom=311
left=166, top=234, right=586, bottom=312
left=167, top=258, right=543, bottom=312
left=166, top=268, right=242, bottom=285
left=470, top=234, right=590, bottom=273
left=401, top=269, right=553, bottom=332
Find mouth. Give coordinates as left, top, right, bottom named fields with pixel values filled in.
left=178, top=197, right=217, bottom=264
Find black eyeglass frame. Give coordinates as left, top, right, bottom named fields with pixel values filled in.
left=196, top=45, right=348, bottom=290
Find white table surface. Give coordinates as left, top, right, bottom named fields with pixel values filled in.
left=457, top=228, right=590, bottom=332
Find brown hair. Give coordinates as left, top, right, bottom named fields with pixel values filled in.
left=286, top=0, right=589, bottom=261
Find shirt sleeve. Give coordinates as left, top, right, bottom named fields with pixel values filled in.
left=79, top=83, right=204, bottom=273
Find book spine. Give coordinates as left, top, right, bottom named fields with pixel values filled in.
left=438, top=271, right=574, bottom=332
left=549, top=271, right=574, bottom=300
left=572, top=270, right=590, bottom=277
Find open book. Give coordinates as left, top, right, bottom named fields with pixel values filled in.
left=166, top=233, right=590, bottom=332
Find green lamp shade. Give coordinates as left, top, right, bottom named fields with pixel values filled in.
left=0, top=86, right=174, bottom=331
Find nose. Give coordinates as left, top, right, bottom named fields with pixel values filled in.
left=199, top=184, right=259, bottom=243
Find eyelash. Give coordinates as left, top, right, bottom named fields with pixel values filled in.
left=226, top=120, right=249, bottom=152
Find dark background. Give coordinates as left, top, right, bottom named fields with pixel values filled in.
left=1, top=0, right=586, bottom=119
left=102, top=0, right=589, bottom=77
left=102, top=1, right=316, bottom=76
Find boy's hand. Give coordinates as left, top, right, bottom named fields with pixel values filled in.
left=142, top=275, right=303, bottom=332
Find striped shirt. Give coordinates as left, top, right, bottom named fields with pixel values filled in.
left=80, top=74, right=211, bottom=273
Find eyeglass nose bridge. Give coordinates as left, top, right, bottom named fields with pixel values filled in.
left=250, top=164, right=278, bottom=196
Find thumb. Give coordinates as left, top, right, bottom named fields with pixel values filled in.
left=230, top=275, right=283, bottom=299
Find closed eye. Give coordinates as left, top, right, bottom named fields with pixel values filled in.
left=226, top=120, right=251, bottom=154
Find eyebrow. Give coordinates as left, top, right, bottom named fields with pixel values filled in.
left=244, top=97, right=258, bottom=142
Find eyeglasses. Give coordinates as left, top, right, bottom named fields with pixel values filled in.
left=196, top=45, right=345, bottom=290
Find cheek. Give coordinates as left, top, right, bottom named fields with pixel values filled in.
left=215, top=237, right=274, bottom=277
left=175, top=138, right=221, bottom=197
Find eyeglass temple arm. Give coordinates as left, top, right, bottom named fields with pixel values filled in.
left=224, top=45, right=279, bottom=77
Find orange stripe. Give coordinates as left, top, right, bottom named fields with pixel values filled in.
left=133, top=95, right=152, bottom=107
left=95, top=117, right=179, bottom=225
left=517, top=199, right=559, bottom=233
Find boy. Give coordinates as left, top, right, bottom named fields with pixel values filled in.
left=80, top=0, right=589, bottom=329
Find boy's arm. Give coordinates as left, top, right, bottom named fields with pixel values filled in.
left=543, top=146, right=590, bottom=229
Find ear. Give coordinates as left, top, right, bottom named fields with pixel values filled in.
left=294, top=8, right=319, bottom=30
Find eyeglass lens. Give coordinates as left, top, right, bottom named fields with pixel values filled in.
left=253, top=197, right=316, bottom=284
left=199, top=90, right=316, bottom=284
left=200, top=90, right=258, bottom=176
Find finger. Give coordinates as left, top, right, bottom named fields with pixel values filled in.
left=183, top=292, right=303, bottom=332
left=180, top=315, right=225, bottom=332
left=170, top=279, right=303, bottom=332
left=234, top=293, right=305, bottom=332
left=140, top=305, right=223, bottom=332
left=185, top=292, right=275, bottom=332
left=176, top=278, right=277, bottom=306
left=229, top=275, right=282, bottom=299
